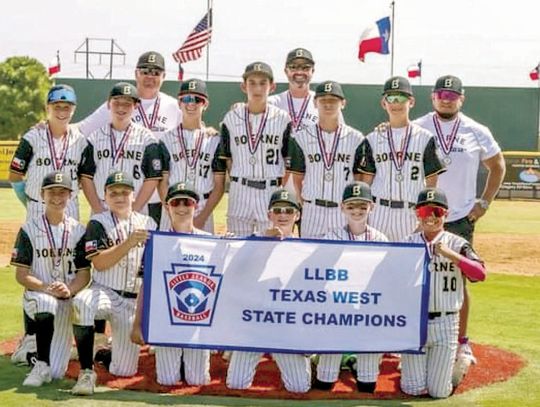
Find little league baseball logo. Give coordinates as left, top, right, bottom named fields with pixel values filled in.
left=163, top=263, right=223, bottom=326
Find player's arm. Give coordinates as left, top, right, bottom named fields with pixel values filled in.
left=352, top=139, right=367, bottom=182
left=66, top=234, right=92, bottom=295
left=11, top=228, right=45, bottom=291
left=9, top=137, right=33, bottom=206
left=355, top=139, right=376, bottom=184
left=281, top=123, right=293, bottom=186
left=423, top=137, right=445, bottom=187
left=433, top=241, right=486, bottom=282
left=287, top=136, right=305, bottom=202
left=76, top=102, right=109, bottom=137
left=79, top=143, right=105, bottom=213
left=194, top=156, right=226, bottom=229
left=131, top=285, right=145, bottom=345
left=468, top=152, right=506, bottom=221
left=158, top=141, right=171, bottom=202
left=134, top=142, right=162, bottom=212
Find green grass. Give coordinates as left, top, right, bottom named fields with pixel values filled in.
left=474, top=200, right=540, bottom=235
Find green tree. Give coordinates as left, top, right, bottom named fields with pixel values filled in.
left=0, top=56, right=51, bottom=140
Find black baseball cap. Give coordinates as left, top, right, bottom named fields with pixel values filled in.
left=166, top=182, right=200, bottom=203
left=178, top=78, right=208, bottom=99
left=109, top=82, right=139, bottom=102
left=383, top=76, right=413, bottom=96
left=268, top=189, right=300, bottom=210
left=315, top=80, right=345, bottom=99
left=286, top=48, right=315, bottom=65
left=243, top=61, right=274, bottom=81
left=41, top=171, right=72, bottom=191
left=433, top=75, right=464, bottom=95
left=104, top=171, right=134, bottom=191
left=416, top=188, right=449, bottom=209
left=136, top=51, right=165, bottom=70
left=47, top=84, right=77, bottom=105
left=342, top=181, right=372, bottom=203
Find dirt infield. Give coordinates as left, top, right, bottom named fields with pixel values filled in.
left=0, top=340, right=525, bottom=399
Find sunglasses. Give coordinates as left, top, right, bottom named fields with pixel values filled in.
left=138, top=68, right=163, bottom=77
left=384, top=94, right=410, bottom=104
left=179, top=95, right=206, bottom=104
left=168, top=197, right=196, bottom=207
left=416, top=206, right=447, bottom=219
left=271, top=207, right=296, bottom=215
left=287, top=64, right=313, bottom=72
left=434, top=90, right=461, bottom=101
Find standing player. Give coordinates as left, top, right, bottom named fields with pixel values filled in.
left=357, top=76, right=444, bottom=241
left=9, top=84, right=87, bottom=366
left=11, top=171, right=90, bottom=386
left=78, top=51, right=182, bottom=224
left=414, top=75, right=505, bottom=385
left=79, top=82, right=162, bottom=216
left=226, top=188, right=311, bottom=393
left=400, top=188, right=486, bottom=398
left=314, top=181, right=388, bottom=392
left=218, top=62, right=291, bottom=236
left=70, top=171, right=156, bottom=395
left=131, top=182, right=211, bottom=386
left=288, top=81, right=364, bottom=238
left=159, top=79, right=225, bottom=232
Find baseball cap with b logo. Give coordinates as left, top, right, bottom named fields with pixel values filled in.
left=286, top=48, right=315, bottom=65
left=342, top=181, right=372, bottom=203
left=383, top=76, right=413, bottom=96
left=242, top=61, right=274, bottom=81
left=268, top=188, right=300, bottom=210
left=165, top=182, right=200, bottom=203
left=178, top=78, right=208, bottom=99
left=109, top=82, right=140, bottom=102
left=41, top=171, right=73, bottom=191
left=136, top=51, right=165, bottom=70
left=416, top=188, right=449, bottom=209
left=315, top=80, right=345, bottom=99
left=434, top=75, right=464, bottom=95
left=104, top=171, right=134, bottom=191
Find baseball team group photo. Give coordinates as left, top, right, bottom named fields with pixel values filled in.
left=1, top=1, right=540, bottom=406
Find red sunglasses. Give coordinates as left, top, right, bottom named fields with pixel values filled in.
left=168, top=197, right=196, bottom=207
left=416, top=206, right=447, bottom=218
left=434, top=90, right=461, bottom=101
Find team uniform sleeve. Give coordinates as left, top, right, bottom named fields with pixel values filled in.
left=73, top=235, right=91, bottom=270
left=159, top=141, right=171, bottom=173
left=141, top=142, right=163, bottom=180
left=84, top=220, right=110, bottom=259
left=459, top=242, right=483, bottom=264
left=10, top=228, right=33, bottom=268
left=287, top=136, right=306, bottom=173
left=79, top=142, right=96, bottom=178
left=10, top=138, right=33, bottom=175
left=475, top=127, right=502, bottom=161
left=352, top=142, right=365, bottom=175
left=281, top=122, right=292, bottom=161
left=423, top=137, right=445, bottom=177
left=211, top=142, right=227, bottom=173
left=356, top=139, right=376, bottom=174
left=217, top=123, right=232, bottom=159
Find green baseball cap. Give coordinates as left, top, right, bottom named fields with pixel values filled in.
left=166, top=182, right=200, bottom=203
left=104, top=171, right=134, bottom=191
left=315, top=80, right=345, bottom=99
left=268, top=188, right=300, bottom=210
left=342, top=181, right=372, bottom=203
left=109, top=82, right=139, bottom=102
left=243, top=61, right=274, bottom=81
left=41, top=171, right=73, bottom=191
left=416, top=188, right=449, bottom=209
left=178, top=78, right=208, bottom=99
left=383, top=76, right=413, bottom=96
left=433, top=75, right=464, bottom=95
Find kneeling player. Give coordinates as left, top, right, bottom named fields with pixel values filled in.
left=226, top=189, right=311, bottom=393
left=131, top=182, right=211, bottom=386
left=71, top=171, right=156, bottom=395
left=11, top=172, right=90, bottom=386
left=400, top=188, right=486, bottom=398
left=314, top=181, right=388, bottom=392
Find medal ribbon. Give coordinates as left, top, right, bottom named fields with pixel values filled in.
left=316, top=125, right=342, bottom=171
left=433, top=115, right=461, bottom=156
left=244, top=107, right=269, bottom=155
left=136, top=96, right=160, bottom=130
left=111, top=212, right=133, bottom=242
left=347, top=225, right=371, bottom=241
left=42, top=215, right=69, bottom=273
left=286, top=92, right=311, bottom=132
left=109, top=124, right=132, bottom=166
left=177, top=124, right=204, bottom=173
left=46, top=124, right=69, bottom=170
left=387, top=126, right=412, bottom=174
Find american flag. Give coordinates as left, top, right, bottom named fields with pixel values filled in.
left=173, top=9, right=213, bottom=63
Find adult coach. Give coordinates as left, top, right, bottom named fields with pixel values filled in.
left=414, top=75, right=505, bottom=384
left=358, top=76, right=444, bottom=241
left=78, top=51, right=182, bottom=224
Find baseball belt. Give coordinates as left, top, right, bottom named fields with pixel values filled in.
left=373, top=196, right=415, bottom=209
left=303, top=199, right=339, bottom=208
left=112, top=289, right=138, bottom=299
left=428, top=311, right=457, bottom=320
left=230, top=177, right=281, bottom=190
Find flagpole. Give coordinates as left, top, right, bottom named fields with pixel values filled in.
left=205, top=0, right=213, bottom=81
left=537, top=62, right=540, bottom=149
left=390, top=1, right=395, bottom=76
left=419, top=59, right=422, bottom=86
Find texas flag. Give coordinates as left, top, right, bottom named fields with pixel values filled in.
left=407, top=61, right=422, bottom=78
left=358, top=16, right=391, bottom=62
left=48, top=52, right=61, bottom=76
left=530, top=64, right=539, bottom=81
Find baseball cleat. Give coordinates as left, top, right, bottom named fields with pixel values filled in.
left=71, top=369, right=97, bottom=396
left=452, top=342, right=477, bottom=387
left=11, top=334, right=37, bottom=365
left=22, top=360, right=52, bottom=387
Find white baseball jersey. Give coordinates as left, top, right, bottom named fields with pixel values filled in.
left=154, top=228, right=211, bottom=386
left=10, top=124, right=87, bottom=220
left=288, top=123, right=364, bottom=238
left=414, top=112, right=502, bottom=222
left=268, top=90, right=318, bottom=132
left=11, top=215, right=89, bottom=379
left=401, top=230, right=482, bottom=398
left=79, top=123, right=162, bottom=201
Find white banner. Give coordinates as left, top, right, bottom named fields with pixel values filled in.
left=142, top=233, right=430, bottom=354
